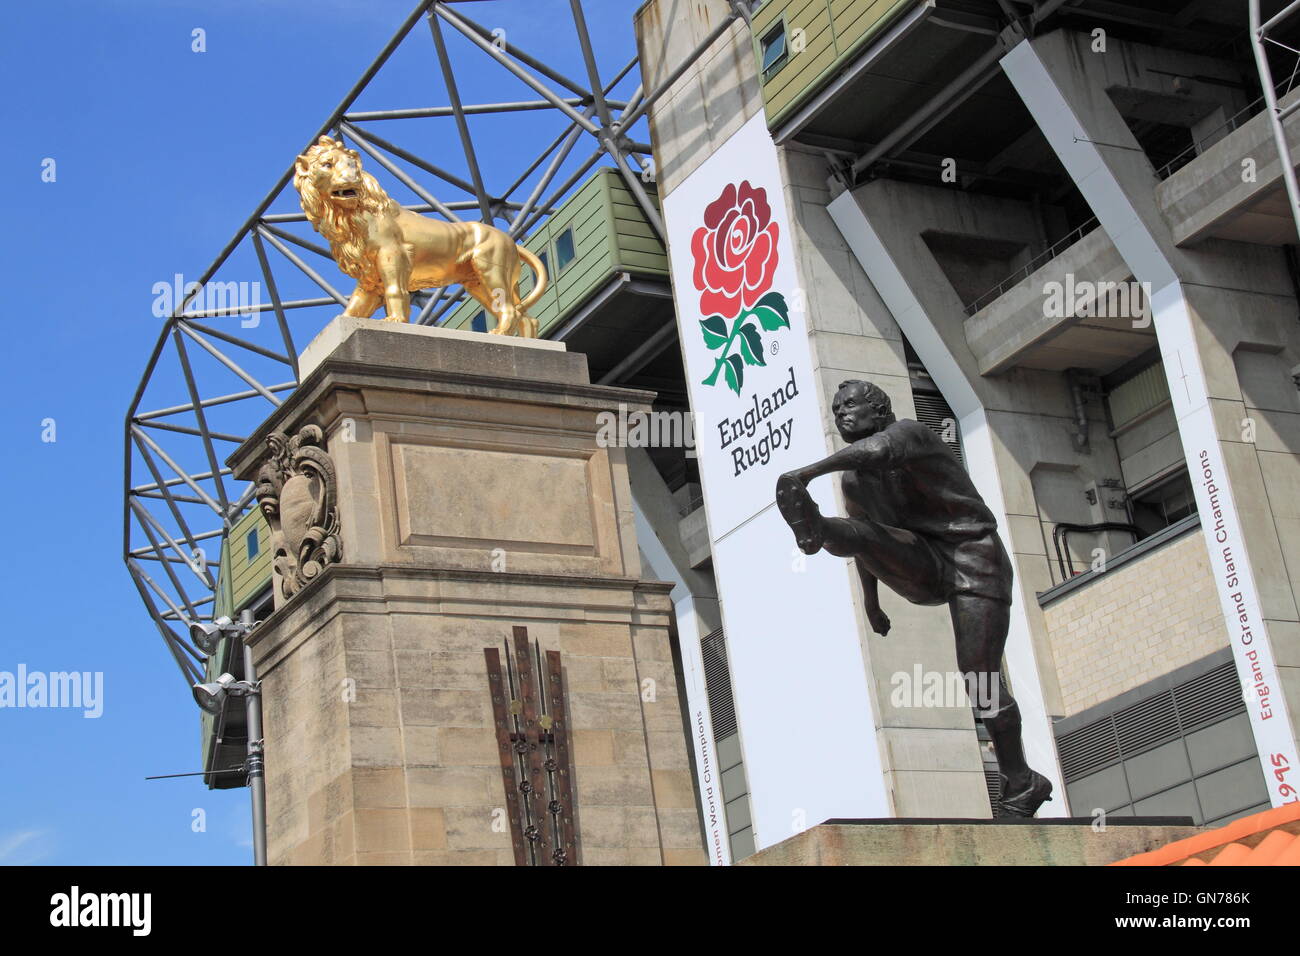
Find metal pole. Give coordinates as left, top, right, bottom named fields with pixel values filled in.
left=1263, top=0, right=1300, bottom=35
left=597, top=319, right=677, bottom=385
left=170, top=330, right=230, bottom=514
left=435, top=2, right=596, bottom=100
left=241, top=608, right=268, bottom=867
left=606, top=143, right=666, bottom=239
left=128, top=570, right=205, bottom=689
left=515, top=144, right=606, bottom=238
left=427, top=12, right=494, bottom=221
left=500, top=57, right=638, bottom=204
left=340, top=121, right=464, bottom=222
left=434, top=3, right=602, bottom=135
left=570, top=0, right=614, bottom=129
left=345, top=98, right=622, bottom=121
left=1251, top=0, right=1300, bottom=245
left=509, top=113, right=592, bottom=235
left=336, top=122, right=476, bottom=198
left=255, top=228, right=351, bottom=307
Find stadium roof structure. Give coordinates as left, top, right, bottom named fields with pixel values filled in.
left=122, top=0, right=758, bottom=694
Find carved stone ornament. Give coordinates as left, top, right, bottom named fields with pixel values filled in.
left=254, top=424, right=341, bottom=600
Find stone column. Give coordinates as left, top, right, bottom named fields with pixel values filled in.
left=228, top=317, right=706, bottom=865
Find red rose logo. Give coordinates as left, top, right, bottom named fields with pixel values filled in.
left=690, top=180, right=780, bottom=320
left=690, top=180, right=791, bottom=396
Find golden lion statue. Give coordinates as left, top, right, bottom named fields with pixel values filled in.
left=293, top=136, right=547, bottom=336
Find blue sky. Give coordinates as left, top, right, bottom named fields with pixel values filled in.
left=2, top=0, right=646, bottom=866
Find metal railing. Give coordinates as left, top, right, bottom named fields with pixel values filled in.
left=962, top=217, right=1100, bottom=317
left=1156, top=94, right=1268, bottom=180
left=1155, top=71, right=1300, bottom=180
left=1052, top=522, right=1141, bottom=582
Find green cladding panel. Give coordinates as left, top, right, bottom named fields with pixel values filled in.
left=206, top=506, right=271, bottom=637
left=753, top=0, right=923, bottom=131
left=226, top=506, right=273, bottom=612
left=444, top=168, right=666, bottom=335
left=202, top=507, right=273, bottom=785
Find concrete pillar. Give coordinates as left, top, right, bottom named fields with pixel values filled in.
left=1000, top=28, right=1300, bottom=803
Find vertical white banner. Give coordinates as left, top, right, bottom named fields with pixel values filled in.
left=631, top=502, right=731, bottom=865
left=1151, top=284, right=1300, bottom=808
left=662, top=114, right=891, bottom=850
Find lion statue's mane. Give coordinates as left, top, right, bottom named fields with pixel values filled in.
left=293, top=141, right=397, bottom=294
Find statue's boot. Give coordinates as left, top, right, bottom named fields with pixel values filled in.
left=995, top=770, right=1054, bottom=818
left=776, top=474, right=825, bottom=555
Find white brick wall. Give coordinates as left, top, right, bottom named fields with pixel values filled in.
left=1043, top=528, right=1227, bottom=716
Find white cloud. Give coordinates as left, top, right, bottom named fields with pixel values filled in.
left=0, top=828, right=51, bottom=865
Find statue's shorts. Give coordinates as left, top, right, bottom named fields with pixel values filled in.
left=926, top=532, right=1014, bottom=606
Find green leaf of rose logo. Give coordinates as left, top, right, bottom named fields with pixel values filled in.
left=699, top=292, right=789, bottom=395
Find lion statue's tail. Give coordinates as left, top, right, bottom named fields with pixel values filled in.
left=515, top=245, right=549, bottom=314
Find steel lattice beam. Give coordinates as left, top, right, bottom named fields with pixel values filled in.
left=123, top=0, right=746, bottom=698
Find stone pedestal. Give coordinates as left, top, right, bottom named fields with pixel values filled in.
left=739, top=819, right=1203, bottom=866
left=228, top=317, right=706, bottom=865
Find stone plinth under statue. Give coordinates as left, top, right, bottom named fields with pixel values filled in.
left=227, top=316, right=705, bottom=865
left=741, top=819, right=1202, bottom=866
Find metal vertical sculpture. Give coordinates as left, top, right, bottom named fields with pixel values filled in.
left=484, top=626, right=580, bottom=866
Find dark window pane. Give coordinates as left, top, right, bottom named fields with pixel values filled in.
left=760, top=24, right=786, bottom=75
left=1065, top=763, right=1130, bottom=815
left=554, top=228, right=576, bottom=271
left=1186, top=714, right=1257, bottom=776
left=1130, top=468, right=1196, bottom=536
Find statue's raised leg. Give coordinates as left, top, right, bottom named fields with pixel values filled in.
left=776, top=475, right=947, bottom=606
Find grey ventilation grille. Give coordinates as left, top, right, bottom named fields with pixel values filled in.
left=700, top=628, right=738, bottom=740
left=1057, top=660, right=1245, bottom=781
left=1057, top=721, right=1121, bottom=780
left=985, top=769, right=1002, bottom=808
left=913, top=392, right=963, bottom=466
left=1173, top=663, right=1243, bottom=729
left=1114, top=692, right=1180, bottom=756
